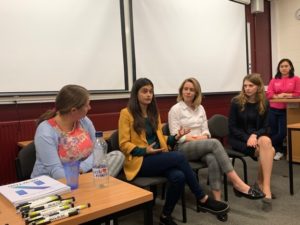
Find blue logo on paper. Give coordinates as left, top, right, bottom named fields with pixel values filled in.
left=16, top=190, right=27, bottom=195
left=33, top=180, right=45, bottom=185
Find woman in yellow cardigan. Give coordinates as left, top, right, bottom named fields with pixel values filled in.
left=118, top=78, right=229, bottom=225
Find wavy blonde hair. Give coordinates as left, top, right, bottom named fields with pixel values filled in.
left=233, top=73, right=267, bottom=115
left=177, top=77, right=202, bottom=108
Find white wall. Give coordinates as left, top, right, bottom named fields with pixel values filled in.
left=271, top=0, right=300, bottom=75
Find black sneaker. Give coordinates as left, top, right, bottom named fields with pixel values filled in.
left=198, top=196, right=230, bottom=215
left=159, top=215, right=177, bottom=225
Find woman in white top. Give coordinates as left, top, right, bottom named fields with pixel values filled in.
left=168, top=77, right=264, bottom=201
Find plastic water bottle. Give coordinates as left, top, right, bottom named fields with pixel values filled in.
left=92, top=131, right=109, bottom=188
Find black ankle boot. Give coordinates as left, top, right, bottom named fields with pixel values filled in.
left=159, top=215, right=177, bottom=225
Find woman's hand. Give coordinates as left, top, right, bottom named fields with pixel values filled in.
left=276, top=93, right=292, bottom=98
left=175, top=126, right=191, bottom=141
left=146, top=142, right=164, bottom=154
left=189, top=135, right=209, bottom=141
left=247, top=134, right=257, bottom=148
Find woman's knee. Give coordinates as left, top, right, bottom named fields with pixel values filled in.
left=205, top=154, right=218, bottom=167
left=108, top=150, right=125, bottom=164
left=210, top=138, right=224, bottom=149
left=168, top=151, right=186, bottom=163
left=168, top=170, right=185, bottom=184
left=258, top=136, right=272, bottom=147
left=257, top=136, right=274, bottom=154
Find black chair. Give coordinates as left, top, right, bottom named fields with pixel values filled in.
left=208, top=114, right=248, bottom=184
left=107, top=130, right=187, bottom=223
left=15, top=142, right=36, bottom=181
left=162, top=123, right=229, bottom=205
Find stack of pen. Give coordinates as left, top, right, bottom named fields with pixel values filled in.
left=16, top=195, right=91, bottom=225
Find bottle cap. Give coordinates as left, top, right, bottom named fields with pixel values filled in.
left=95, top=131, right=103, bottom=138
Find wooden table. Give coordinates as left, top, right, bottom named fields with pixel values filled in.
left=270, top=98, right=300, bottom=162
left=0, top=174, right=153, bottom=225
left=287, top=123, right=300, bottom=195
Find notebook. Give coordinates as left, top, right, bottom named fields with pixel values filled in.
left=0, top=175, right=70, bottom=207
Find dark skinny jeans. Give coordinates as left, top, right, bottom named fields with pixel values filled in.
left=137, top=151, right=206, bottom=216
left=269, top=108, right=287, bottom=154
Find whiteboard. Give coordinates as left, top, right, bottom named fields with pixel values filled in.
left=132, top=0, right=248, bottom=94
left=0, top=0, right=126, bottom=95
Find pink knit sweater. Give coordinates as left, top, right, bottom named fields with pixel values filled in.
left=266, top=76, right=300, bottom=109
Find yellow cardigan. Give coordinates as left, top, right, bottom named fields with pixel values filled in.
left=118, top=108, right=169, bottom=181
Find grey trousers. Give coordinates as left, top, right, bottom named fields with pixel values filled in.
left=107, top=150, right=125, bottom=177
left=178, top=138, right=233, bottom=190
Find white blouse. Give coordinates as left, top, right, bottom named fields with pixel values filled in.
left=168, top=101, right=210, bottom=137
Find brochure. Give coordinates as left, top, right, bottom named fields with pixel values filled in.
left=0, top=175, right=70, bottom=207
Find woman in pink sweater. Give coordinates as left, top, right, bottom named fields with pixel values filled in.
left=266, top=59, right=300, bottom=160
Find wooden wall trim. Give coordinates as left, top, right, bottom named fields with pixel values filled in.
left=246, top=1, right=272, bottom=84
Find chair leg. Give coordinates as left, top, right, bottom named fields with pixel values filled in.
left=196, top=197, right=200, bottom=212
left=161, top=183, right=166, bottom=200
left=193, top=169, right=201, bottom=212
left=149, top=185, right=158, bottom=205
left=181, top=190, right=187, bottom=223
left=206, top=177, right=210, bottom=186
left=194, top=169, right=199, bottom=182
left=232, top=158, right=236, bottom=166
left=231, top=157, right=248, bottom=184
left=238, top=157, right=248, bottom=184
left=113, top=218, right=118, bottom=225
left=223, top=174, right=228, bottom=201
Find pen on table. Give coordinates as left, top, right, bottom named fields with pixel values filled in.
left=26, top=203, right=74, bottom=219
left=28, top=203, right=91, bottom=225
left=73, top=203, right=91, bottom=211
left=17, top=195, right=61, bottom=209
left=25, top=204, right=74, bottom=224
left=17, top=195, right=61, bottom=212
left=33, top=202, right=90, bottom=219
left=31, top=209, right=79, bottom=225
left=21, top=196, right=74, bottom=215
left=22, top=197, right=75, bottom=217
left=58, top=203, right=91, bottom=214
left=30, top=197, right=75, bottom=212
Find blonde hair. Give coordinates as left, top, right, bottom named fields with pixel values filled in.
left=233, top=73, right=267, bottom=115
left=177, top=77, right=202, bottom=108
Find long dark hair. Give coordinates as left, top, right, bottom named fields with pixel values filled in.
left=275, top=58, right=295, bottom=79
left=128, top=78, right=158, bottom=135
left=37, top=84, right=89, bottom=125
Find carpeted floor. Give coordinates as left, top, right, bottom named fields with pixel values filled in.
left=118, top=157, right=300, bottom=225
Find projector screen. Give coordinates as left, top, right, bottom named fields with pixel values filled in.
left=0, top=0, right=126, bottom=96
left=132, top=0, right=248, bottom=94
